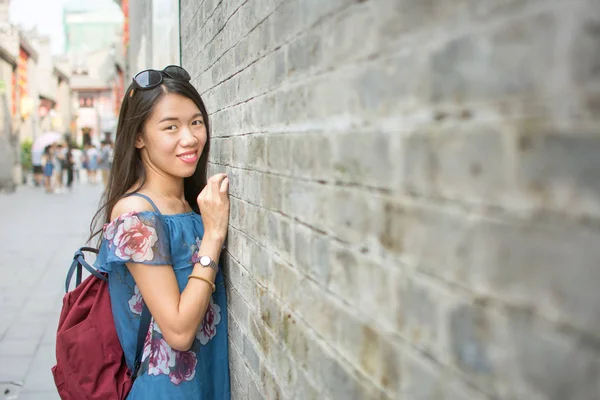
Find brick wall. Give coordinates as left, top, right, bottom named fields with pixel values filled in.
left=180, top=0, right=600, bottom=399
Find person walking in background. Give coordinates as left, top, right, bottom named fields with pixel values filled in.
left=71, top=146, right=83, bottom=183
left=99, top=140, right=113, bottom=186
left=54, top=143, right=66, bottom=193
left=85, top=143, right=99, bottom=184
left=65, top=143, right=75, bottom=189
left=31, top=147, right=44, bottom=187
left=42, top=145, right=55, bottom=193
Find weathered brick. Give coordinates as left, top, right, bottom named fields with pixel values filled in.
left=265, top=135, right=291, bottom=173
left=248, top=377, right=264, bottom=400
left=288, top=133, right=334, bottom=180
left=291, top=223, right=313, bottom=271
left=448, top=303, right=494, bottom=378
left=308, top=342, right=379, bottom=400
left=243, top=335, right=261, bottom=377
left=261, top=174, right=285, bottom=211
left=227, top=286, right=249, bottom=325
left=229, top=342, right=250, bottom=395
left=270, top=255, right=302, bottom=309
left=326, top=186, right=371, bottom=244
left=516, top=132, right=600, bottom=216
left=506, top=309, right=600, bottom=400
left=247, top=134, right=267, bottom=170
left=430, top=11, right=558, bottom=103
left=401, top=275, right=442, bottom=357
left=260, top=364, right=285, bottom=400
left=568, top=7, right=600, bottom=120
left=402, top=350, right=491, bottom=400
left=280, top=312, right=311, bottom=370
left=403, top=124, right=511, bottom=205
left=258, top=288, right=281, bottom=332
left=228, top=312, right=244, bottom=354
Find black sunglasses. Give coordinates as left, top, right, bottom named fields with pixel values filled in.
left=132, top=65, right=191, bottom=90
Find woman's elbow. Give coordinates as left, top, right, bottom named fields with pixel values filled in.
left=163, top=331, right=195, bottom=352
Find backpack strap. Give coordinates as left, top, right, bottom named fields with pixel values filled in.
left=65, top=247, right=107, bottom=293
left=126, top=192, right=162, bottom=215
left=133, top=306, right=152, bottom=378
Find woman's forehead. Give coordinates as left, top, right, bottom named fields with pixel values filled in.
left=152, top=93, right=201, bottom=118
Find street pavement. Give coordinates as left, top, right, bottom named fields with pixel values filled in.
left=0, top=182, right=105, bottom=400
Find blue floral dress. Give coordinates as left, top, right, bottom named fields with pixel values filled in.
left=94, top=194, right=230, bottom=399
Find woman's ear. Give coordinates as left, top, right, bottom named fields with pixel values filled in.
left=135, top=133, right=145, bottom=149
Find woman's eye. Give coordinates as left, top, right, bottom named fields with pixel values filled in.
left=191, top=120, right=204, bottom=126
left=165, top=125, right=178, bottom=131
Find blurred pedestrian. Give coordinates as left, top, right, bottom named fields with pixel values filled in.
left=98, top=140, right=113, bottom=186
left=65, top=143, right=75, bottom=189
left=31, top=147, right=44, bottom=187
left=42, top=145, right=55, bottom=193
left=55, top=143, right=66, bottom=193
left=71, top=146, right=83, bottom=183
left=85, top=143, right=99, bottom=184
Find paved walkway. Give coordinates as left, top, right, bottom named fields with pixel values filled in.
left=0, top=183, right=104, bottom=400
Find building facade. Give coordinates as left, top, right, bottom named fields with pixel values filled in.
left=114, top=0, right=180, bottom=80
left=64, top=0, right=125, bottom=145
left=0, top=0, right=76, bottom=189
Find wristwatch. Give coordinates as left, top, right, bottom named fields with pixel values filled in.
left=199, top=255, right=219, bottom=274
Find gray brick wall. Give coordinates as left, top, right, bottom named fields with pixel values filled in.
left=180, top=0, right=600, bottom=399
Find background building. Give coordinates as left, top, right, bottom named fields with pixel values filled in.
left=0, top=0, right=18, bottom=191
left=0, top=0, right=78, bottom=190
left=114, top=0, right=180, bottom=80
left=63, top=0, right=123, bottom=55
left=63, top=0, right=125, bottom=145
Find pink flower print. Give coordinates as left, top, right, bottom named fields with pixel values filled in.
left=196, top=298, right=221, bottom=345
left=168, top=350, right=197, bottom=385
left=153, top=319, right=162, bottom=334
left=191, top=237, right=202, bottom=263
left=103, top=221, right=117, bottom=241
left=112, top=214, right=158, bottom=262
left=143, top=336, right=175, bottom=376
left=119, top=211, right=136, bottom=220
left=128, top=285, right=143, bottom=315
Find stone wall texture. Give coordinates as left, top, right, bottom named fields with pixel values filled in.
left=180, top=0, right=600, bottom=399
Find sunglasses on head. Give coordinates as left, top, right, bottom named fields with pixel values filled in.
left=132, top=65, right=191, bottom=90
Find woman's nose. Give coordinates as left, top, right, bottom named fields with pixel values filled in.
left=180, top=127, right=198, bottom=146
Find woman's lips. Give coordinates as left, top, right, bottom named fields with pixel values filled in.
left=177, top=151, right=198, bottom=163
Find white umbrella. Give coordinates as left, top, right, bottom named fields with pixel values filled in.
left=32, top=132, right=62, bottom=152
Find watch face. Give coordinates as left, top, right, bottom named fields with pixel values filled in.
left=200, top=255, right=211, bottom=266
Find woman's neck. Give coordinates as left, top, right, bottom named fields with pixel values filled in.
left=142, top=170, right=185, bottom=202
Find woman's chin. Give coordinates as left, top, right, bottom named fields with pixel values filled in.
left=180, top=168, right=197, bottom=179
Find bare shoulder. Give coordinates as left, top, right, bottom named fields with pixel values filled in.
left=110, top=194, right=156, bottom=221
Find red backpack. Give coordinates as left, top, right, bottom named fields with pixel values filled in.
left=51, top=247, right=151, bottom=399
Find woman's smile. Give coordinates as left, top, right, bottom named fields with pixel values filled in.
left=177, top=150, right=199, bottom=163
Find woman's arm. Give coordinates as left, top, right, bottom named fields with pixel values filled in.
left=126, top=235, right=223, bottom=351
left=116, top=173, right=230, bottom=351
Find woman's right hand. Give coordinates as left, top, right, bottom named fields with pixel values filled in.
left=197, top=173, right=230, bottom=242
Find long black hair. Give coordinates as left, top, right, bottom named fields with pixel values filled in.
left=89, top=76, right=210, bottom=244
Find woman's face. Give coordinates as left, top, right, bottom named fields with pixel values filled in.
left=136, top=93, right=207, bottom=179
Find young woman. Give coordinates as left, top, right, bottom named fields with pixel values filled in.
left=91, top=66, right=230, bottom=399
